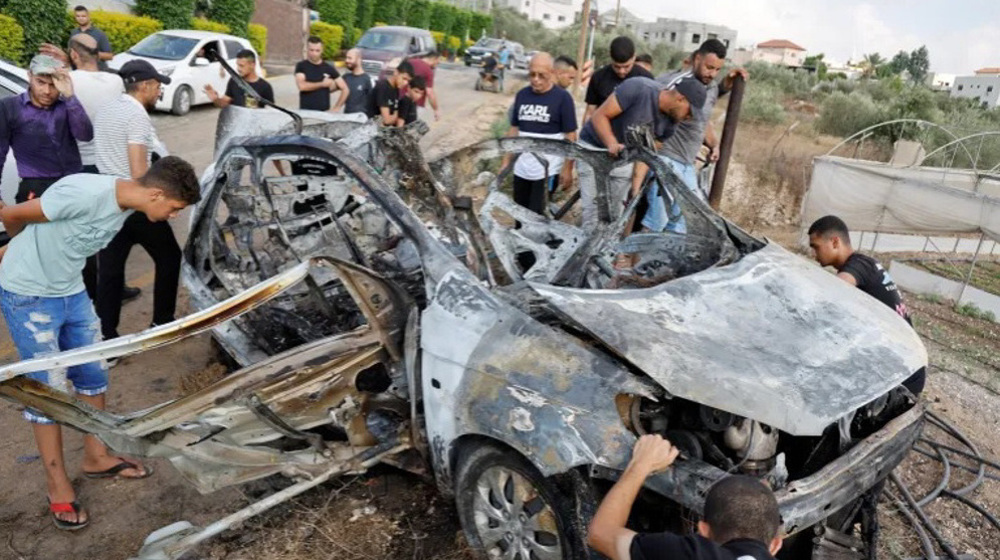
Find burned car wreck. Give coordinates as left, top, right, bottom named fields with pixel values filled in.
left=0, top=105, right=927, bottom=560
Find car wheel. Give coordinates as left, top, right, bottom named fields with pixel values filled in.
left=455, top=444, right=587, bottom=560
left=172, top=85, right=193, bottom=116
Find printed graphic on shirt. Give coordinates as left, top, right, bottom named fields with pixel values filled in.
left=518, top=104, right=552, bottom=123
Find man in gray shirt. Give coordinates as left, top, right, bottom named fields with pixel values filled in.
left=656, top=39, right=748, bottom=201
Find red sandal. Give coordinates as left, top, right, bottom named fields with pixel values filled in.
left=49, top=500, right=89, bottom=531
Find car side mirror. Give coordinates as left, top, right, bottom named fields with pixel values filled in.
left=194, top=57, right=210, bottom=66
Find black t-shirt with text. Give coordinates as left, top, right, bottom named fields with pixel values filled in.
left=366, top=78, right=399, bottom=120
left=585, top=64, right=655, bottom=108
left=631, top=533, right=775, bottom=560
left=224, top=77, right=274, bottom=108
left=398, top=96, right=418, bottom=124
left=839, top=253, right=911, bottom=322
left=295, top=59, right=339, bottom=111
left=343, top=73, right=374, bottom=114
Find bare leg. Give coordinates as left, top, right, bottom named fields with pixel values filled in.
left=32, top=423, right=87, bottom=524
left=78, top=393, right=147, bottom=477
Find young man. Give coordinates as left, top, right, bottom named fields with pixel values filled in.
left=295, top=36, right=348, bottom=112
left=94, top=60, right=180, bottom=342
left=588, top=435, right=783, bottom=560
left=657, top=39, right=749, bottom=201
left=808, top=215, right=925, bottom=394
left=205, top=49, right=274, bottom=108
left=65, top=35, right=125, bottom=174
left=404, top=50, right=441, bottom=121
left=0, top=55, right=92, bottom=203
left=635, top=53, right=653, bottom=73
left=398, top=76, right=425, bottom=125
left=0, top=156, right=200, bottom=530
left=553, top=55, right=578, bottom=89
left=69, top=5, right=113, bottom=70
left=505, top=52, right=577, bottom=215
left=342, top=48, right=374, bottom=115
left=583, top=36, right=654, bottom=124
left=366, top=60, right=414, bottom=126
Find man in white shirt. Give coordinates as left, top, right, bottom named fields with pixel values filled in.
left=64, top=34, right=124, bottom=173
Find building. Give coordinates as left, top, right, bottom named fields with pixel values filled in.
left=926, top=72, right=956, bottom=91
left=634, top=18, right=737, bottom=51
left=497, top=0, right=581, bottom=29
left=597, top=7, right=644, bottom=33
left=951, top=73, right=1000, bottom=109
left=753, top=39, right=806, bottom=68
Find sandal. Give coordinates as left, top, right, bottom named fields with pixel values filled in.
left=84, top=457, right=153, bottom=479
left=49, top=500, right=89, bottom=531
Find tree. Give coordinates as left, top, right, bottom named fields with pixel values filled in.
left=136, top=0, right=197, bottom=30
left=908, top=45, right=930, bottom=85
left=860, top=52, right=884, bottom=79
left=207, top=0, right=255, bottom=37
left=407, top=0, right=431, bottom=29
left=888, top=50, right=910, bottom=75
left=804, top=53, right=827, bottom=80
left=354, top=0, right=374, bottom=30
left=4, top=0, right=65, bottom=61
left=316, top=0, right=356, bottom=44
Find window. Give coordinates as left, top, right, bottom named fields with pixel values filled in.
left=724, top=39, right=730, bottom=47
left=643, top=32, right=649, bottom=40
left=692, top=33, right=701, bottom=44
left=558, top=15, right=565, bottom=21
left=670, top=31, right=676, bottom=42
left=542, top=12, right=550, bottom=19
left=958, top=84, right=964, bottom=91
left=708, top=33, right=718, bottom=40
left=224, top=40, right=244, bottom=59
left=990, top=86, right=995, bottom=93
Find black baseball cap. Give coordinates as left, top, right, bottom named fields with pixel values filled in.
left=119, top=59, right=172, bottom=85
left=669, top=75, right=707, bottom=120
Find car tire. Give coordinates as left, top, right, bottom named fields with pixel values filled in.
left=455, top=443, right=591, bottom=560
left=171, top=85, right=193, bottom=116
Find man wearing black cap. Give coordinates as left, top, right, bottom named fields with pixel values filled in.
left=579, top=75, right=706, bottom=231
left=93, top=60, right=181, bottom=346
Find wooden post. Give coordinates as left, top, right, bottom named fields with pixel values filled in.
left=708, top=75, right=746, bottom=209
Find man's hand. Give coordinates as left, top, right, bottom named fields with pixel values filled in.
left=627, top=435, right=680, bottom=476
left=203, top=84, right=219, bottom=101
left=723, top=67, right=750, bottom=92
left=558, top=167, right=573, bottom=191
left=434, top=108, right=441, bottom=121
left=40, top=43, right=69, bottom=64
left=607, top=142, right=626, bottom=158
left=324, top=77, right=336, bottom=90
left=52, top=68, right=74, bottom=98
left=709, top=144, right=721, bottom=162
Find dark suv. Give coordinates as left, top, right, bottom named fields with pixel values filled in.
left=464, top=37, right=525, bottom=69
left=356, top=26, right=437, bottom=78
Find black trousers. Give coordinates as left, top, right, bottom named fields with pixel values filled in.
left=96, top=212, right=181, bottom=339
left=512, top=174, right=551, bottom=216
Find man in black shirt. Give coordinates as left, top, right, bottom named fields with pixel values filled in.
left=808, top=215, right=925, bottom=394
left=342, top=48, right=373, bottom=115
left=366, top=60, right=414, bottom=126
left=583, top=36, right=654, bottom=124
left=589, top=435, right=783, bottom=560
left=204, top=49, right=273, bottom=108
left=295, top=36, right=348, bottom=112
left=398, top=75, right=425, bottom=125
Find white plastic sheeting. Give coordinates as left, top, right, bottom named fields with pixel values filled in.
left=803, top=156, right=1000, bottom=244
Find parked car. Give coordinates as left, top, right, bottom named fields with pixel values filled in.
left=108, top=30, right=261, bottom=116
left=356, top=26, right=436, bottom=79
left=0, top=58, right=27, bottom=217
left=464, top=37, right=526, bottom=69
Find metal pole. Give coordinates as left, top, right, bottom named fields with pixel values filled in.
left=586, top=6, right=597, bottom=62
left=573, top=0, right=591, bottom=96
left=708, top=75, right=746, bottom=209
left=614, top=0, right=621, bottom=28
left=957, top=233, right=986, bottom=305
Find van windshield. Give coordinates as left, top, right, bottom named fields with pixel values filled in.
left=475, top=38, right=504, bottom=50
left=357, top=31, right=410, bottom=51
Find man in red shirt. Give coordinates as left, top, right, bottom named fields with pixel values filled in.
left=404, top=50, right=441, bottom=121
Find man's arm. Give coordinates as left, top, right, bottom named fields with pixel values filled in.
left=500, top=125, right=520, bottom=170
left=296, top=73, right=332, bottom=92
left=588, top=435, right=680, bottom=560
left=331, top=76, right=349, bottom=111
left=583, top=103, right=597, bottom=125
left=836, top=272, right=858, bottom=286
left=558, top=130, right=578, bottom=190
left=55, top=69, right=94, bottom=142
left=378, top=105, right=397, bottom=126
left=591, top=94, right=625, bottom=156
left=721, top=68, right=749, bottom=95
left=0, top=199, right=49, bottom=238
left=204, top=84, right=231, bottom=108
left=427, top=87, right=440, bottom=120
left=128, top=143, right=149, bottom=179
left=97, top=33, right=113, bottom=61
left=0, top=101, right=11, bottom=178
left=704, top=121, right=720, bottom=162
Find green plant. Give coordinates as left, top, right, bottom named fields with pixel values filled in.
left=136, top=0, right=196, bottom=30
left=815, top=91, right=884, bottom=137
left=955, top=302, right=997, bottom=322
left=354, top=0, right=374, bottom=30
left=349, top=26, right=362, bottom=46
left=919, top=292, right=944, bottom=305
left=316, top=0, right=355, bottom=45
left=247, top=22, right=266, bottom=59
left=206, top=0, right=254, bottom=37
left=490, top=114, right=509, bottom=139
left=0, top=14, right=25, bottom=63
left=428, top=2, right=455, bottom=36
left=469, top=12, right=491, bottom=39
left=373, top=0, right=405, bottom=25
left=430, top=30, right=445, bottom=46
left=190, top=17, right=230, bottom=34
left=72, top=10, right=162, bottom=52
left=406, top=0, right=431, bottom=29
left=5, top=0, right=67, bottom=61
left=309, top=21, right=343, bottom=60
left=450, top=9, right=470, bottom=40
left=741, top=83, right=786, bottom=125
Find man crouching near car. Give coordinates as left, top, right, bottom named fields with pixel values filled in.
left=588, top=434, right=784, bottom=560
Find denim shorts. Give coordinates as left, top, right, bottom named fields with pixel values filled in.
left=641, top=156, right=700, bottom=233
left=0, top=286, right=107, bottom=423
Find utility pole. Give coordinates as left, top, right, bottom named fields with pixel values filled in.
left=573, top=0, right=591, bottom=95
left=614, top=0, right=621, bottom=28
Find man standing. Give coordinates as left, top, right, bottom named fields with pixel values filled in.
left=205, top=49, right=274, bottom=107
left=553, top=55, right=578, bottom=89
left=657, top=39, right=748, bottom=201
left=0, top=55, right=92, bottom=204
left=70, top=5, right=113, bottom=71
left=94, top=60, right=180, bottom=342
left=342, top=48, right=373, bottom=115
left=505, top=52, right=577, bottom=216
left=583, top=36, right=654, bottom=124
left=66, top=35, right=125, bottom=174
left=0, top=156, right=200, bottom=530
left=366, top=61, right=414, bottom=126
left=404, top=50, right=441, bottom=121
left=807, top=215, right=925, bottom=395
left=295, top=36, right=348, bottom=112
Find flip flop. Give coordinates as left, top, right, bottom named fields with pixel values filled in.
left=49, top=500, right=89, bottom=531
left=83, top=457, right=153, bottom=480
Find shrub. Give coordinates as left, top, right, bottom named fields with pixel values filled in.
left=190, top=17, right=230, bottom=34
left=407, top=0, right=431, bottom=29
left=76, top=11, right=163, bottom=53
left=247, top=23, right=266, bottom=59
left=316, top=0, right=355, bottom=45
left=349, top=26, right=362, bottom=45
left=136, top=0, right=196, bottom=30
left=469, top=12, right=491, bottom=39
left=428, top=3, right=455, bottom=36
left=207, top=0, right=254, bottom=37
left=447, top=34, right=460, bottom=53
left=430, top=30, right=445, bottom=47
left=6, top=0, right=67, bottom=61
left=0, top=14, right=25, bottom=63
left=450, top=9, right=470, bottom=40
left=310, top=21, right=343, bottom=61
left=354, top=0, right=374, bottom=31
left=741, top=83, right=786, bottom=125
left=373, top=0, right=405, bottom=25
left=815, top=91, right=884, bottom=137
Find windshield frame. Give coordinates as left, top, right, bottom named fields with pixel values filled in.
left=128, top=33, right=200, bottom=61
left=356, top=31, right=411, bottom=51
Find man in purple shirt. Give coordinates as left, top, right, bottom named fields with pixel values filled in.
left=0, top=54, right=93, bottom=203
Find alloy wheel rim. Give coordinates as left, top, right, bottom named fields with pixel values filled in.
left=472, top=465, right=562, bottom=560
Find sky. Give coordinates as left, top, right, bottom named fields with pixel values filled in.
left=611, top=0, right=999, bottom=75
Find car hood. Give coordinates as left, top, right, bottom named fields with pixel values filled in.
left=527, top=242, right=927, bottom=437
left=466, top=47, right=494, bottom=55
left=360, top=49, right=401, bottom=63
left=109, top=52, right=178, bottom=72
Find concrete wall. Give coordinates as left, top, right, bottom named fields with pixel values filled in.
left=951, top=75, right=1000, bottom=109
left=251, top=0, right=308, bottom=65
left=753, top=47, right=803, bottom=67
left=636, top=19, right=737, bottom=51
left=516, top=0, right=580, bottom=29
left=890, top=260, right=1000, bottom=322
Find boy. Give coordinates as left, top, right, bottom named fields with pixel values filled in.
left=398, top=75, right=426, bottom=125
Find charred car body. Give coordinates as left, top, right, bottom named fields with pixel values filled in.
left=0, top=105, right=926, bottom=559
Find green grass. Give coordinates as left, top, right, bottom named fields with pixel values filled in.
left=955, top=301, right=997, bottom=322
left=911, top=259, right=1000, bottom=297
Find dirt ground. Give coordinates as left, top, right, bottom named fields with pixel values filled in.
left=3, top=76, right=1000, bottom=560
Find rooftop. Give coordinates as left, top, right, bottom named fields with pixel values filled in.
left=757, top=39, right=805, bottom=51
left=974, top=67, right=1000, bottom=75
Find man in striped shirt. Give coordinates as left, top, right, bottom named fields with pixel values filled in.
left=93, top=60, right=179, bottom=343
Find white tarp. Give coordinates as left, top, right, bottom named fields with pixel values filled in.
left=803, top=156, right=1000, bottom=244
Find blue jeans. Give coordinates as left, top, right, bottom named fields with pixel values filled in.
left=0, top=287, right=107, bottom=423
left=641, top=157, right=700, bottom=233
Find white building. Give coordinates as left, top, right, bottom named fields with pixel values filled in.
left=926, top=72, right=956, bottom=91
left=951, top=69, right=1000, bottom=109
left=753, top=39, right=806, bottom=68
left=498, top=0, right=581, bottom=29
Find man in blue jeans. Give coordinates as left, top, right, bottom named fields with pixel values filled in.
left=0, top=156, right=199, bottom=530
